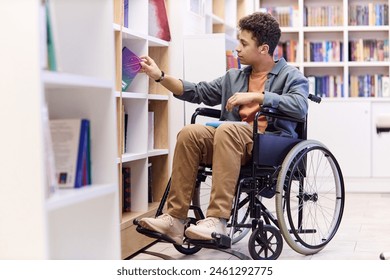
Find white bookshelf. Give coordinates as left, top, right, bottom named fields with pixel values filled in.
left=0, top=0, right=120, bottom=259
left=114, top=0, right=170, bottom=258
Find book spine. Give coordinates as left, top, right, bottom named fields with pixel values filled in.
left=75, top=119, right=89, bottom=188
left=122, top=167, right=131, bottom=212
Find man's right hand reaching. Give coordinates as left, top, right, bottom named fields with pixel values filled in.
left=140, top=55, right=162, bottom=81
left=139, top=55, right=184, bottom=96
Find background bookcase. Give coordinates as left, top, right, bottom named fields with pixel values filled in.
left=257, top=0, right=390, bottom=98
left=113, top=0, right=170, bottom=258
left=255, top=0, right=390, bottom=190
left=0, top=0, right=120, bottom=259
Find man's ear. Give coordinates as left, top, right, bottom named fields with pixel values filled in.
left=259, top=44, right=269, bottom=54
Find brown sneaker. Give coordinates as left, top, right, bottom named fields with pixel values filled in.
left=138, top=213, right=185, bottom=244
left=185, top=217, right=227, bottom=240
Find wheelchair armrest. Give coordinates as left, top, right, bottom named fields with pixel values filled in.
left=191, top=107, right=221, bottom=124
left=308, top=93, right=321, bottom=104
left=256, top=106, right=305, bottom=124
left=255, top=94, right=321, bottom=126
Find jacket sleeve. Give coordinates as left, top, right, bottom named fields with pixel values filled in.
left=262, top=68, right=309, bottom=121
left=174, top=77, right=223, bottom=107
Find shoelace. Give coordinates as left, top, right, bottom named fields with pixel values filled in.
left=196, top=217, right=219, bottom=228
left=158, top=213, right=174, bottom=226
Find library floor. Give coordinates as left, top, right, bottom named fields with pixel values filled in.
left=130, top=190, right=390, bottom=260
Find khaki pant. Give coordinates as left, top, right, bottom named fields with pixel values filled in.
left=167, top=123, right=254, bottom=220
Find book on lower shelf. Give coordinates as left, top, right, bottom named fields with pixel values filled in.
left=148, top=163, right=153, bottom=203
left=148, top=112, right=154, bottom=150
left=42, top=103, right=57, bottom=197
left=122, top=167, right=131, bottom=212
left=49, top=119, right=91, bottom=188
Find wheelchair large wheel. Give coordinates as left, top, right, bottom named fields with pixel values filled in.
left=275, top=140, right=345, bottom=255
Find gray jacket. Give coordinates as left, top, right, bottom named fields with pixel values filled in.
left=176, top=58, right=309, bottom=138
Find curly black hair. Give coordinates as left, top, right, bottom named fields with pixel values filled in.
left=238, top=12, right=281, bottom=56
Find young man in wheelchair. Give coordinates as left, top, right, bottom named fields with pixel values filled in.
left=138, top=12, right=309, bottom=245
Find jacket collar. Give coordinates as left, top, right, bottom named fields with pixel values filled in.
left=243, top=57, right=287, bottom=76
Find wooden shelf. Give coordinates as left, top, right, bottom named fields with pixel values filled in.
left=114, top=0, right=171, bottom=259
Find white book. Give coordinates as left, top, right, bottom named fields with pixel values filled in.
left=50, top=119, right=89, bottom=188
left=148, top=112, right=154, bottom=150
left=308, top=76, right=316, bottom=96
left=382, top=76, right=390, bottom=97
left=39, top=2, right=48, bottom=69
left=329, top=75, right=334, bottom=98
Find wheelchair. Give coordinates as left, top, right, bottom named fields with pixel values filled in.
left=135, top=93, right=345, bottom=260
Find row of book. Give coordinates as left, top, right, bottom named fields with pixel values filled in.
left=350, top=74, right=390, bottom=98
left=304, top=41, right=343, bottom=62
left=262, top=4, right=389, bottom=27
left=122, top=163, right=153, bottom=213
left=226, top=50, right=241, bottom=70
left=260, top=6, right=299, bottom=27
left=308, top=75, right=344, bottom=98
left=303, top=39, right=390, bottom=62
left=274, top=40, right=298, bottom=63
left=349, top=4, right=389, bottom=26
left=349, top=39, right=389, bottom=62
left=304, top=5, right=343, bottom=27
left=308, top=74, right=390, bottom=98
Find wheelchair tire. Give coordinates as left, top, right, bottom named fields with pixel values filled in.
left=173, top=218, right=202, bottom=255
left=248, top=225, right=283, bottom=260
left=173, top=242, right=202, bottom=255
left=275, top=140, right=345, bottom=255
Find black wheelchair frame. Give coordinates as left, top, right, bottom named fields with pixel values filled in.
left=135, top=94, right=345, bottom=260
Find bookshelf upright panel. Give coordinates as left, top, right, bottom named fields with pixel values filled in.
left=114, top=0, right=171, bottom=258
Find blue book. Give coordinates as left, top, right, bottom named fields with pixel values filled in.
left=205, top=121, right=249, bottom=128
left=124, top=0, right=129, bottom=27
left=75, top=119, right=90, bottom=188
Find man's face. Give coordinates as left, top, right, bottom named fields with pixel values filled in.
left=235, top=30, right=261, bottom=65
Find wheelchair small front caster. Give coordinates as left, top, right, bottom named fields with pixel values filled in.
left=174, top=217, right=202, bottom=255
left=174, top=241, right=202, bottom=255
left=248, top=225, right=283, bottom=260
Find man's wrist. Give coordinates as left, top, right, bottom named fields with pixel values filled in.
left=155, top=70, right=165, bottom=82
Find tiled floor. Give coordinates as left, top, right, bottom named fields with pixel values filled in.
left=130, top=192, right=390, bottom=260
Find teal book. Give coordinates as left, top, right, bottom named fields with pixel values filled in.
left=46, top=0, right=57, bottom=71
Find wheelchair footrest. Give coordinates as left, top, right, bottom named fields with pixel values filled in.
left=133, top=219, right=179, bottom=244
left=187, top=232, right=231, bottom=249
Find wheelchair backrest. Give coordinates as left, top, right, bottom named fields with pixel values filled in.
left=253, top=114, right=307, bottom=167
left=254, top=133, right=302, bottom=166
